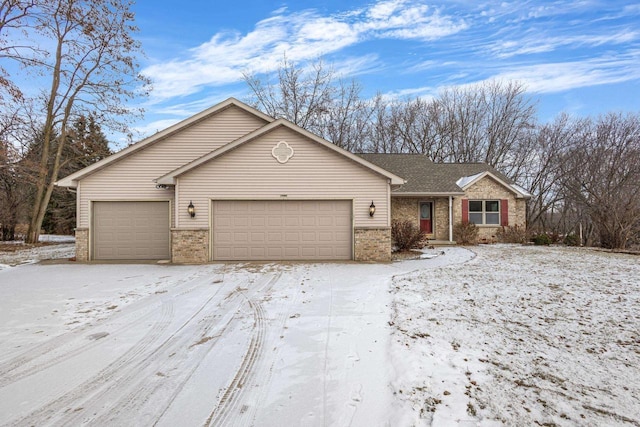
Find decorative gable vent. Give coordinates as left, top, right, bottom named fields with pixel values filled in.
left=272, top=141, right=294, bottom=164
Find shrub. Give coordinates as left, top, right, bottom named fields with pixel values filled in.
left=563, top=234, right=580, bottom=246
left=391, top=220, right=427, bottom=251
left=496, top=225, right=528, bottom=244
left=548, top=232, right=562, bottom=244
left=453, top=221, right=479, bottom=245
left=532, top=233, right=552, bottom=245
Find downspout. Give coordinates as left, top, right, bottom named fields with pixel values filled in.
left=449, top=196, right=453, bottom=242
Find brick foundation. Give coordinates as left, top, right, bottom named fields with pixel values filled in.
left=75, top=228, right=89, bottom=261
left=171, top=228, right=209, bottom=264
left=354, top=227, right=391, bottom=262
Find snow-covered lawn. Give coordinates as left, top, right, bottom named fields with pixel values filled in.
left=0, top=243, right=638, bottom=426
left=0, top=235, right=75, bottom=269
left=391, top=245, right=640, bottom=426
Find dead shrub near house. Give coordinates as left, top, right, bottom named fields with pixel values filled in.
left=454, top=222, right=479, bottom=245
left=497, top=225, right=528, bottom=244
left=392, top=220, right=427, bottom=251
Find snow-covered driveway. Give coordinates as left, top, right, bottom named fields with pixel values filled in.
left=0, top=249, right=471, bottom=426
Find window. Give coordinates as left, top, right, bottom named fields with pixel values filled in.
left=469, top=200, right=500, bottom=225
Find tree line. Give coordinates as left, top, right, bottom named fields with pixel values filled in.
left=245, top=59, right=640, bottom=249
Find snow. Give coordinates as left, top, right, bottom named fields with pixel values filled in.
left=456, top=173, right=484, bottom=189
left=0, top=244, right=639, bottom=426
left=0, top=235, right=75, bottom=269
left=391, top=245, right=640, bottom=426
left=510, top=183, right=532, bottom=197
left=38, top=235, right=76, bottom=243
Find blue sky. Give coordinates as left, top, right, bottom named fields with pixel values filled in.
left=131, top=0, right=640, bottom=138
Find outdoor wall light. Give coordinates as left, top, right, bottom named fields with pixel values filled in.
left=369, top=201, right=376, bottom=217
left=187, top=201, right=196, bottom=218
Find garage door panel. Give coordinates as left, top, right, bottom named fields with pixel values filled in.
left=213, top=200, right=352, bottom=261
left=93, top=201, right=169, bottom=260
left=301, top=232, right=316, bottom=242
left=268, top=217, right=283, bottom=226
left=318, top=232, right=333, bottom=241
left=267, top=232, right=282, bottom=242
left=301, top=217, right=316, bottom=226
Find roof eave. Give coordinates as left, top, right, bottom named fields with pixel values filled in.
left=55, top=177, right=77, bottom=188
left=459, top=171, right=530, bottom=198
left=391, top=191, right=466, bottom=197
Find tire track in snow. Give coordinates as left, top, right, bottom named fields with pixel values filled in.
left=0, top=267, right=217, bottom=387
left=83, top=273, right=268, bottom=426
left=204, top=272, right=282, bottom=427
left=0, top=298, right=171, bottom=388
left=81, top=289, right=246, bottom=426
left=10, top=298, right=176, bottom=426
left=10, top=269, right=231, bottom=426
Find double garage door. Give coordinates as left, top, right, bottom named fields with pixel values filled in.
left=212, top=200, right=352, bottom=261
left=93, top=201, right=170, bottom=260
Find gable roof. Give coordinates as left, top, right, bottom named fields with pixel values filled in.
left=56, top=98, right=274, bottom=188
left=156, top=119, right=405, bottom=185
left=357, top=153, right=530, bottom=198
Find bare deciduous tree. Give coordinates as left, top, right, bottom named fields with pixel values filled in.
left=1, top=0, right=149, bottom=243
left=559, top=113, right=640, bottom=249
left=0, top=0, right=40, bottom=101
left=244, top=57, right=372, bottom=151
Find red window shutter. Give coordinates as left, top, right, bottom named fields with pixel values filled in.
left=462, top=199, right=469, bottom=224
left=501, top=199, right=509, bottom=226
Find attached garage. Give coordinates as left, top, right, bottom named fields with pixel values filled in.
left=92, top=201, right=170, bottom=260
left=212, top=200, right=352, bottom=261
left=58, top=99, right=404, bottom=263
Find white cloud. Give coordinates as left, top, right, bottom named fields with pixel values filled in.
left=490, top=30, right=639, bottom=58
left=143, top=1, right=466, bottom=102
left=489, top=51, right=640, bottom=93
left=378, top=49, right=640, bottom=103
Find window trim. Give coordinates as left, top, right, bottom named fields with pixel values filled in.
left=468, top=199, right=501, bottom=226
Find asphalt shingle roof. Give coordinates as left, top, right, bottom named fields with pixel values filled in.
left=357, top=153, right=515, bottom=195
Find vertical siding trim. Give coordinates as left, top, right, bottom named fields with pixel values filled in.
left=386, top=180, right=391, bottom=227
left=208, top=198, right=213, bottom=261
left=175, top=182, right=180, bottom=229
left=88, top=200, right=93, bottom=260
left=76, top=181, right=81, bottom=228
left=352, top=198, right=355, bottom=259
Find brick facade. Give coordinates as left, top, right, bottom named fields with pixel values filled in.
left=455, top=176, right=526, bottom=241
left=74, top=228, right=89, bottom=261
left=391, top=198, right=420, bottom=230
left=354, top=227, right=391, bottom=262
left=171, top=228, right=209, bottom=264
left=391, top=197, right=453, bottom=241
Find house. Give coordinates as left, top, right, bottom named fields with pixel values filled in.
left=357, top=154, right=530, bottom=243
left=56, top=98, right=530, bottom=263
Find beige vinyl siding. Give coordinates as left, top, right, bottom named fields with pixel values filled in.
left=77, top=106, right=267, bottom=228
left=176, top=126, right=390, bottom=229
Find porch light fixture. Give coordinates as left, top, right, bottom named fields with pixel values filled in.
left=187, top=201, right=196, bottom=218
left=369, top=201, right=376, bottom=217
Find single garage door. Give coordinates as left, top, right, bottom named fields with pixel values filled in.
left=93, top=201, right=170, bottom=260
left=212, top=200, right=352, bottom=261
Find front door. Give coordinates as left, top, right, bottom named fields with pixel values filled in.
left=420, top=202, right=433, bottom=234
